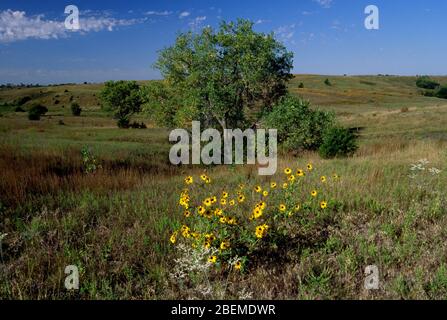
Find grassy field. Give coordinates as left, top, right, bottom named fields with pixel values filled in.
left=1, top=75, right=447, bottom=299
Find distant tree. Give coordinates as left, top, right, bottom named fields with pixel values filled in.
left=15, top=96, right=31, bottom=106
left=100, top=80, right=143, bottom=128
left=416, top=76, right=440, bottom=90
left=435, top=85, right=447, bottom=99
left=151, top=19, right=293, bottom=131
left=71, top=102, right=82, bottom=116
left=298, top=82, right=304, bottom=88
left=28, top=104, right=48, bottom=121
left=324, top=78, right=332, bottom=86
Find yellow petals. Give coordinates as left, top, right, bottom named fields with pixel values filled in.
left=220, top=240, right=230, bottom=250
left=208, top=256, right=217, bottom=264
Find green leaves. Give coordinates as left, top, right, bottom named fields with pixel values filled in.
left=150, top=19, right=293, bottom=130
left=263, top=95, right=335, bottom=152
left=99, top=80, right=143, bottom=128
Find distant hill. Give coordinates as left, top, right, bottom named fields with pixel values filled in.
left=1, top=76, right=446, bottom=115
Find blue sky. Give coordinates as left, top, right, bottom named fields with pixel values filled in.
left=0, top=0, right=446, bottom=84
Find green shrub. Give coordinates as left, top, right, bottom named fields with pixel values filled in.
left=319, top=127, right=358, bottom=159
left=28, top=109, right=41, bottom=120
left=28, top=104, right=48, bottom=121
left=263, top=95, right=335, bottom=152
left=70, top=102, right=82, bottom=116
left=15, top=96, right=31, bottom=106
left=117, top=117, right=130, bottom=129
left=416, top=76, right=440, bottom=90
left=298, top=83, right=304, bottom=88
left=324, top=78, right=332, bottom=86
left=435, top=85, right=447, bottom=99
left=130, top=121, right=147, bottom=129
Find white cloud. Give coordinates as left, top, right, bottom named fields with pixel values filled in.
left=313, top=0, right=333, bottom=8
left=179, top=11, right=190, bottom=19
left=189, top=16, right=207, bottom=31
left=255, top=19, right=270, bottom=25
left=275, top=24, right=296, bottom=41
left=145, top=10, right=172, bottom=16
left=0, top=9, right=142, bottom=43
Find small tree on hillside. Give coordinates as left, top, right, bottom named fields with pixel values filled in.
left=100, top=81, right=143, bottom=128
left=71, top=102, right=82, bottom=116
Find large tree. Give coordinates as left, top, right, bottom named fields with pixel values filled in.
left=146, top=19, right=293, bottom=130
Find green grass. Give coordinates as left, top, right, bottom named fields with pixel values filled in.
left=1, top=75, right=447, bottom=299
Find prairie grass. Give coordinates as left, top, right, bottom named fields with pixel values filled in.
left=1, top=76, right=447, bottom=299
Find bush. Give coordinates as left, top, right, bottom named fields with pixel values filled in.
left=14, top=106, right=25, bottom=112
left=28, top=109, right=41, bottom=120
left=298, top=83, right=304, bottom=88
left=318, top=127, right=358, bottom=159
left=117, top=117, right=130, bottom=129
left=28, top=104, right=48, bottom=121
left=435, top=85, right=447, bottom=99
left=70, top=102, right=82, bottom=116
left=15, top=96, right=31, bottom=106
left=324, top=78, right=332, bottom=86
left=416, top=76, right=440, bottom=90
left=130, top=121, right=147, bottom=129
left=263, top=95, right=335, bottom=152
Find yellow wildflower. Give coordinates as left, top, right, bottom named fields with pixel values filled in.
left=220, top=240, right=230, bottom=250
left=234, top=261, right=242, bottom=271
left=208, top=256, right=217, bottom=264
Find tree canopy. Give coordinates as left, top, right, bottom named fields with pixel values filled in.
left=100, top=80, right=143, bottom=128
left=145, top=19, right=294, bottom=130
